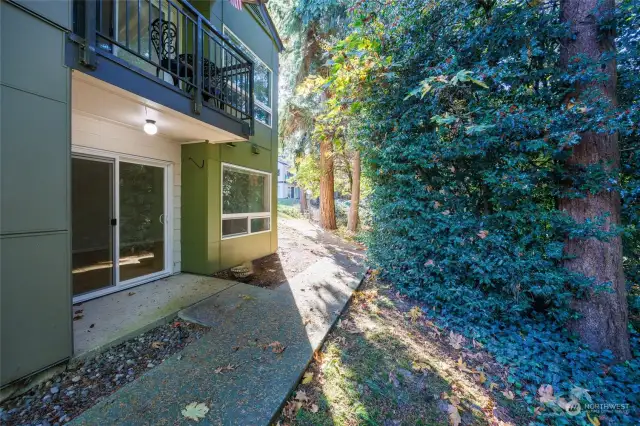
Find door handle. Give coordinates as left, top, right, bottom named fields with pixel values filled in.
left=110, top=218, right=117, bottom=226
left=159, top=213, right=164, bottom=225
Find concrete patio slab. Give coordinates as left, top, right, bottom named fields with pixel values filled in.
left=72, top=274, right=238, bottom=357
left=70, top=256, right=366, bottom=426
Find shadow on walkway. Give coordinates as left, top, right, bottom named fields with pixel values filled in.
left=71, top=233, right=367, bottom=425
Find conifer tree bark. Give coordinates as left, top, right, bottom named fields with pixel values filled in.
left=347, top=150, right=361, bottom=233
left=300, top=186, right=308, bottom=214
left=559, top=0, right=631, bottom=360
left=320, top=138, right=337, bottom=230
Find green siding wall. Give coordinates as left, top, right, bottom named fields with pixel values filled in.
left=1, top=1, right=72, bottom=386
left=181, top=1, right=280, bottom=275
left=181, top=141, right=276, bottom=275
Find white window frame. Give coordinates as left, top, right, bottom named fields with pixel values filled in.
left=221, top=163, right=272, bottom=240
left=222, top=25, right=273, bottom=127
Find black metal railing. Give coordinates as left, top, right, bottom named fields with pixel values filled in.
left=73, top=0, right=254, bottom=131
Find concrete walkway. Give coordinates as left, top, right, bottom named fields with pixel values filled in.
left=71, top=252, right=366, bottom=424
left=73, top=275, right=236, bottom=356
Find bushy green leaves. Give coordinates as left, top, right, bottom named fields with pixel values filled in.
left=308, top=0, right=640, bottom=424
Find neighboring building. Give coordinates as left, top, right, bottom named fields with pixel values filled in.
left=0, top=0, right=283, bottom=386
left=277, top=157, right=300, bottom=200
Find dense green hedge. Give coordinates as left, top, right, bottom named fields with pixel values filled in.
left=320, top=0, right=640, bottom=423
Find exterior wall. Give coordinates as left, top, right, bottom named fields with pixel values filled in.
left=71, top=111, right=183, bottom=273
left=182, top=141, right=275, bottom=274
left=1, top=0, right=73, bottom=386
left=181, top=0, right=281, bottom=273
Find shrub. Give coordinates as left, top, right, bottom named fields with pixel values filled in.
left=319, top=0, right=640, bottom=423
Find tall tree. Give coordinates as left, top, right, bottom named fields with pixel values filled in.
left=347, top=150, right=360, bottom=233
left=319, top=137, right=337, bottom=229
left=559, top=0, right=631, bottom=360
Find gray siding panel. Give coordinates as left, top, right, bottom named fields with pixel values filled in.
left=0, top=1, right=72, bottom=386
left=11, top=0, right=71, bottom=30
left=0, top=86, right=69, bottom=235
left=1, top=4, right=69, bottom=102
left=0, top=232, right=72, bottom=385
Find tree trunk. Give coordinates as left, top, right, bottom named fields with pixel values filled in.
left=319, top=138, right=337, bottom=230
left=347, top=150, right=361, bottom=233
left=300, top=187, right=307, bottom=214
left=559, top=0, right=631, bottom=360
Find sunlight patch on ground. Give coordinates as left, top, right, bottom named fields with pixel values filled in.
left=275, top=276, right=524, bottom=426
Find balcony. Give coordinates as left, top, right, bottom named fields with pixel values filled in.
left=69, top=0, right=254, bottom=137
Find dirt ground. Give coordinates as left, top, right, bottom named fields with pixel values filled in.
left=214, top=217, right=365, bottom=288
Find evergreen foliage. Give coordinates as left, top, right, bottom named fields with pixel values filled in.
left=299, top=0, right=640, bottom=423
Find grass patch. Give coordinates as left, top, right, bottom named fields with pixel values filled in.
left=278, top=203, right=303, bottom=219
left=275, top=277, right=530, bottom=426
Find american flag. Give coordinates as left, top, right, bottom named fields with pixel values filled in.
left=230, top=0, right=243, bottom=10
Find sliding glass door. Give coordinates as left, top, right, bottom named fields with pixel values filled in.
left=119, top=162, right=166, bottom=282
left=72, top=157, right=115, bottom=296
left=72, top=153, right=170, bottom=301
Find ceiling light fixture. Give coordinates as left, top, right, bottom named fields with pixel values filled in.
left=143, top=119, right=157, bottom=135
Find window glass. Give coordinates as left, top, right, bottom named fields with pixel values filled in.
left=255, top=107, right=272, bottom=126
left=222, top=166, right=270, bottom=214
left=251, top=218, right=270, bottom=233
left=222, top=218, right=249, bottom=237
left=223, top=28, right=272, bottom=125
left=221, top=165, right=271, bottom=239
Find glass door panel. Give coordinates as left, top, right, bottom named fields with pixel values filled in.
left=119, top=162, right=166, bottom=282
left=72, top=157, right=115, bottom=296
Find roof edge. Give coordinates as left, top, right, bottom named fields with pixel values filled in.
left=256, top=1, right=285, bottom=53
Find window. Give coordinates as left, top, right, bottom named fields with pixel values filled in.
left=223, top=27, right=273, bottom=127
left=221, top=164, right=271, bottom=238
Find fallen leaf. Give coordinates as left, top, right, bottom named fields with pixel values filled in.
left=456, top=357, right=475, bottom=373
left=128, top=292, right=136, bottom=296
left=151, top=341, right=164, bottom=349
left=239, top=294, right=255, bottom=301
left=409, top=306, right=422, bottom=322
left=181, top=402, right=209, bottom=421
left=477, top=372, right=487, bottom=384
left=73, top=314, right=84, bottom=321
left=538, top=384, right=555, bottom=403
left=448, top=332, right=464, bottom=350
left=477, top=230, right=489, bottom=239
left=232, top=346, right=240, bottom=352
left=294, top=390, right=309, bottom=403
left=310, top=404, right=319, bottom=413
left=587, top=412, right=601, bottom=426
left=447, top=404, right=461, bottom=426
left=571, top=385, right=592, bottom=403
left=489, top=382, right=498, bottom=391
left=302, top=372, right=314, bottom=384
left=283, top=400, right=302, bottom=419
left=214, top=364, right=236, bottom=374
left=502, top=390, right=515, bottom=400
left=268, top=341, right=286, bottom=354
left=74, top=309, right=84, bottom=315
